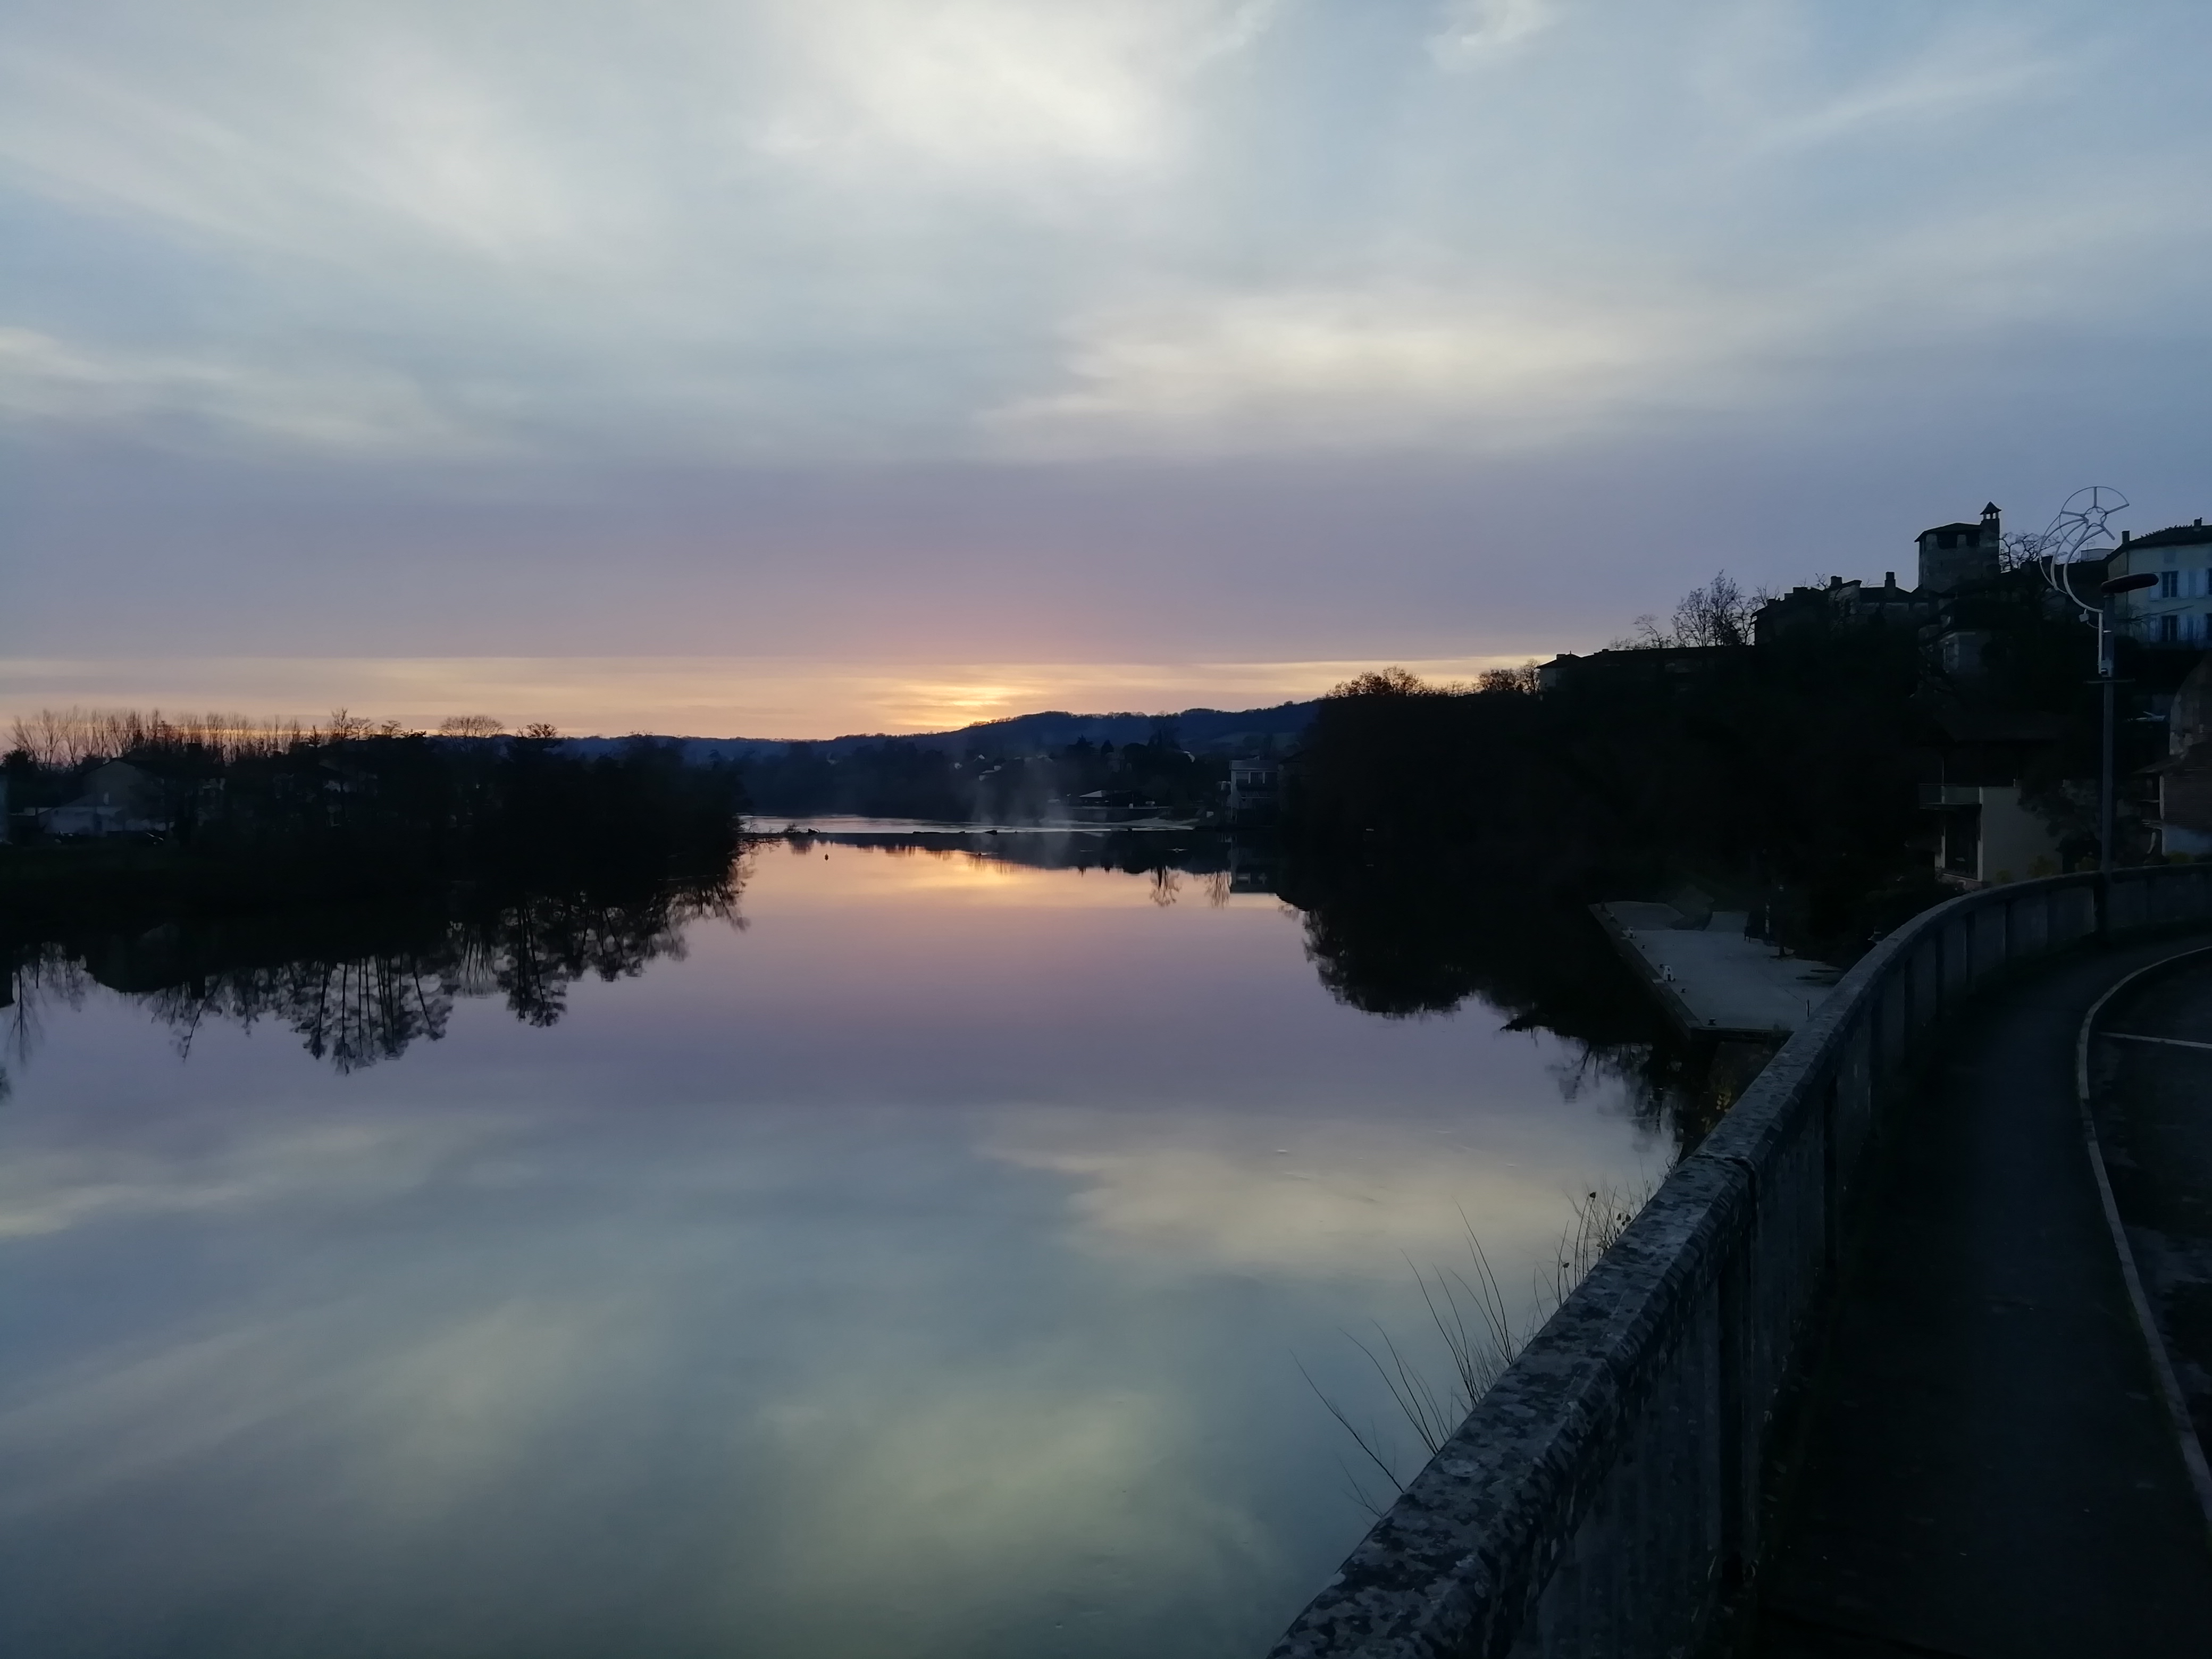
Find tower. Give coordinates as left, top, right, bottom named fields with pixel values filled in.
left=1916, top=502, right=2002, bottom=594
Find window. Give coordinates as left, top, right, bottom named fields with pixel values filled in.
left=2159, top=614, right=2180, bottom=643
left=2161, top=571, right=2182, bottom=599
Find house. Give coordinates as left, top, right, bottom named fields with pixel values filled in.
left=1536, top=645, right=1736, bottom=690
left=36, top=759, right=171, bottom=838
left=1074, top=789, right=1161, bottom=824
left=1225, top=757, right=1280, bottom=825
left=1916, top=503, right=2004, bottom=594
left=2106, top=520, right=2212, bottom=647
left=2144, top=657, right=2212, bottom=856
left=1753, top=504, right=2006, bottom=648
left=1916, top=710, right=2068, bottom=885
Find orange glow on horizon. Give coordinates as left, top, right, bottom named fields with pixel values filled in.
left=0, top=652, right=1560, bottom=742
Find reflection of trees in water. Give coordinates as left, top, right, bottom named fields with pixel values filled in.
left=467, top=886, right=738, bottom=1030
left=783, top=830, right=1755, bottom=1150
left=1, top=945, right=94, bottom=1102
left=1540, top=1034, right=1775, bottom=1152
left=14, top=859, right=749, bottom=1077
left=1275, top=844, right=1762, bottom=1157
left=146, top=956, right=459, bottom=1071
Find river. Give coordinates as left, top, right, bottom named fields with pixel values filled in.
left=0, top=828, right=1678, bottom=1657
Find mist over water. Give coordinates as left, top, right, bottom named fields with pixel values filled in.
left=0, top=833, right=1675, bottom=1657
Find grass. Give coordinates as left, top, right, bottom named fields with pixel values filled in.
left=1305, top=1178, right=1653, bottom=1517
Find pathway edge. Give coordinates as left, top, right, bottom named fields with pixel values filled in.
left=2076, top=944, right=2212, bottom=1546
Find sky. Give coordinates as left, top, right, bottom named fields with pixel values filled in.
left=4, top=0, right=2210, bottom=737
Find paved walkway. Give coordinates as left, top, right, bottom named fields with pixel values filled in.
left=1749, top=936, right=2212, bottom=1658
left=2089, top=951, right=2212, bottom=1494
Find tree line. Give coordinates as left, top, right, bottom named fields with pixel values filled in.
left=3, top=713, right=748, bottom=914
left=1284, top=566, right=2184, bottom=961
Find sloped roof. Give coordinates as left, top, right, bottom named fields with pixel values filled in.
left=2127, top=521, right=2212, bottom=551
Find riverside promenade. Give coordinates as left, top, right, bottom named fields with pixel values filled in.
left=1747, top=939, right=2212, bottom=1656
left=1271, top=868, right=2212, bottom=1659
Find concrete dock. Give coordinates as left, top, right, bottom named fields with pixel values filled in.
left=1591, top=900, right=1840, bottom=1038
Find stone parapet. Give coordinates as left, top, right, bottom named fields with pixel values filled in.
left=1270, top=865, right=2212, bottom=1659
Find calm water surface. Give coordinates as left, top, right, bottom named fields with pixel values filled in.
left=0, top=837, right=1667, bottom=1657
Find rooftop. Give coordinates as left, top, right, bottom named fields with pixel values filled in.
left=2125, top=520, right=2212, bottom=551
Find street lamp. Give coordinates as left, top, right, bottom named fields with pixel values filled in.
left=2098, top=571, right=2159, bottom=883
left=2026, top=487, right=2145, bottom=896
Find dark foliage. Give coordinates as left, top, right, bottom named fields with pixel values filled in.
left=5, top=734, right=747, bottom=907
left=1283, top=584, right=2173, bottom=961
left=738, top=728, right=1229, bottom=822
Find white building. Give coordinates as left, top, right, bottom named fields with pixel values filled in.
left=1225, top=757, right=1280, bottom=824
left=2108, top=520, right=2212, bottom=647
left=36, top=759, right=170, bottom=837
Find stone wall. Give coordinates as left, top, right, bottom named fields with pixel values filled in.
left=1270, top=866, right=2212, bottom=1659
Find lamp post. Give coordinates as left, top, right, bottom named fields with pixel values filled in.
left=2097, top=571, right=2158, bottom=898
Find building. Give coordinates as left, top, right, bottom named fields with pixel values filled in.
left=1916, top=503, right=2004, bottom=594
left=2143, top=656, right=2212, bottom=856
left=1536, top=645, right=1736, bottom=690
left=1073, top=789, right=1160, bottom=824
left=1751, top=571, right=1939, bottom=646
left=1225, top=757, right=1280, bottom=825
left=35, top=759, right=171, bottom=837
left=1917, top=711, right=2068, bottom=885
left=2106, top=520, right=2212, bottom=647
left=1752, top=503, right=2002, bottom=646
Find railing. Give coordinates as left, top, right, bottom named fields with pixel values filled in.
left=1270, top=865, right=2212, bottom=1659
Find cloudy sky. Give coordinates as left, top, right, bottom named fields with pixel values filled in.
left=4, top=0, right=2208, bottom=735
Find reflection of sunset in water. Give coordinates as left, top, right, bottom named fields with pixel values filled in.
left=0, top=841, right=1660, bottom=1658
left=767, top=837, right=1264, bottom=909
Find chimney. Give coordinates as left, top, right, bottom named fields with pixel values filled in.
left=1884, top=571, right=1897, bottom=590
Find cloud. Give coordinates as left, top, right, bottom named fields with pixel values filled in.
left=983, top=285, right=1705, bottom=454
left=1, top=0, right=2203, bottom=470
left=751, top=0, right=1278, bottom=179
left=751, top=1372, right=1276, bottom=1644
left=986, top=1110, right=1658, bottom=1285
left=3, top=0, right=2212, bottom=684
left=1429, top=0, right=1563, bottom=67
left=0, top=1116, right=515, bottom=1239
left=0, top=327, right=490, bottom=453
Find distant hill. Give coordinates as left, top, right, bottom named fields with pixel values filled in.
left=558, top=700, right=1319, bottom=764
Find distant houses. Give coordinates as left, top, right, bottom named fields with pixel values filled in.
left=34, top=759, right=171, bottom=839
left=1073, top=788, right=1162, bottom=824
left=1225, top=757, right=1280, bottom=825
left=2107, top=521, right=2212, bottom=647
left=1749, top=504, right=2008, bottom=656
left=2145, top=656, right=2212, bottom=857
left=1917, top=710, right=2067, bottom=885
left=1529, top=498, right=2210, bottom=887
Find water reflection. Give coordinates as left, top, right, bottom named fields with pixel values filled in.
left=5, top=862, right=745, bottom=1079
left=4, top=828, right=1755, bottom=1147
left=0, top=832, right=1738, bottom=1657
